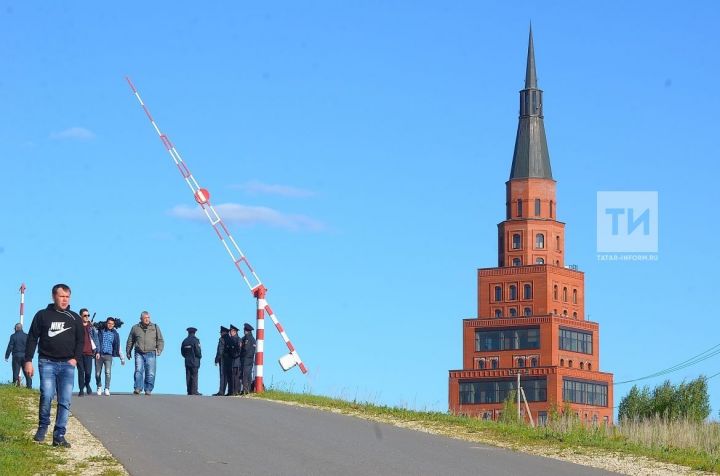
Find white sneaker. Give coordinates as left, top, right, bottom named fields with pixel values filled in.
left=97, top=388, right=103, bottom=396
left=104, top=388, right=110, bottom=396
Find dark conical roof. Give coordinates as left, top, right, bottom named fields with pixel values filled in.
left=524, top=25, right=537, bottom=89
left=510, top=28, right=553, bottom=180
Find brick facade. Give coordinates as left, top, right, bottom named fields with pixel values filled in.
left=447, top=31, right=614, bottom=425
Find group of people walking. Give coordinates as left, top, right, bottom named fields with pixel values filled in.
left=5, top=283, right=258, bottom=448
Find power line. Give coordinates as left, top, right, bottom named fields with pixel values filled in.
left=614, top=342, right=720, bottom=385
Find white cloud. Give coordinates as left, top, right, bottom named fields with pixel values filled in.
left=49, top=127, right=95, bottom=141
left=231, top=180, right=315, bottom=198
left=169, top=203, right=325, bottom=232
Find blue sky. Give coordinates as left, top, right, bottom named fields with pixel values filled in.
left=1, top=1, right=719, bottom=414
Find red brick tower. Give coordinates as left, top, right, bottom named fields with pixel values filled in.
left=448, top=29, right=614, bottom=425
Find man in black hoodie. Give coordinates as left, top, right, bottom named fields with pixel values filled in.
left=5, top=323, right=31, bottom=387
left=24, top=284, right=83, bottom=448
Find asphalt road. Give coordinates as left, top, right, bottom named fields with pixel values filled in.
left=72, top=394, right=617, bottom=476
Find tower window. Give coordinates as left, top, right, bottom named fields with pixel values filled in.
left=553, top=285, right=558, bottom=300
left=536, top=257, right=545, bottom=264
left=509, top=285, right=517, bottom=300
left=517, top=199, right=523, bottom=217
left=512, top=257, right=521, bottom=266
left=535, top=199, right=541, bottom=216
left=556, top=236, right=560, bottom=251
left=517, top=357, right=525, bottom=368
left=495, top=309, right=503, bottom=318
left=572, top=289, right=578, bottom=304
left=491, top=359, right=498, bottom=369
left=573, top=312, right=578, bottom=319
left=549, top=200, right=554, bottom=218
left=523, top=284, right=532, bottom=299
left=512, top=233, right=521, bottom=250
left=563, top=287, right=568, bottom=302
left=509, top=308, right=518, bottom=317
left=560, top=358, right=564, bottom=367
left=580, top=362, right=585, bottom=370
left=495, top=286, right=502, bottom=302
left=530, top=357, right=538, bottom=367
left=568, top=360, right=573, bottom=368
left=535, top=233, right=545, bottom=249
left=524, top=307, right=532, bottom=317
left=478, top=359, right=486, bottom=370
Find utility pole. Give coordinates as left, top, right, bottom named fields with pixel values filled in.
left=517, top=371, right=521, bottom=421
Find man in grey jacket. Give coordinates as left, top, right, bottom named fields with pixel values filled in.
left=126, top=311, right=164, bottom=395
left=5, top=323, right=31, bottom=387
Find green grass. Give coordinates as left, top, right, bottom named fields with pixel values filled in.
left=0, top=384, right=58, bottom=476
left=256, top=389, right=720, bottom=474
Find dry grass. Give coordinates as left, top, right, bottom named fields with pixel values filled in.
left=618, top=417, right=720, bottom=459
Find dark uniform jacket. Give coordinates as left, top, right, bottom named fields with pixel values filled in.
left=5, top=330, right=28, bottom=359
left=181, top=335, right=202, bottom=368
left=240, top=333, right=256, bottom=364
left=222, top=334, right=242, bottom=368
left=215, top=336, right=225, bottom=364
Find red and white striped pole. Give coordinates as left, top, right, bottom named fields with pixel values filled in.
left=19, top=283, right=26, bottom=326
left=254, top=285, right=267, bottom=393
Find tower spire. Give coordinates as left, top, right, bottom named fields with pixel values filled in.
left=525, top=25, right=537, bottom=89
left=509, top=27, right=553, bottom=180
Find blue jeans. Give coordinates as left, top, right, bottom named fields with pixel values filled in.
left=134, top=351, right=156, bottom=392
left=38, top=359, right=75, bottom=439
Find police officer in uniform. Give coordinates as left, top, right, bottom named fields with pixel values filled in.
left=222, top=324, right=241, bottom=395
left=213, top=326, right=229, bottom=396
left=181, top=327, right=202, bottom=395
left=240, top=323, right=256, bottom=395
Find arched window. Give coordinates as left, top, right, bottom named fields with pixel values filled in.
left=523, top=284, right=532, bottom=299
left=517, top=199, right=523, bottom=217
left=572, top=289, right=577, bottom=304
left=573, top=312, right=578, bottom=319
left=553, top=285, right=558, bottom=300
left=549, top=200, right=554, bottom=218
left=494, top=286, right=502, bottom=302
left=568, top=360, right=573, bottom=368
left=555, top=260, right=560, bottom=266
left=556, top=236, right=560, bottom=250
left=495, top=309, right=502, bottom=318
left=478, top=359, right=486, bottom=370
left=560, top=358, right=564, bottom=367
left=512, top=257, right=521, bottom=266
left=530, top=357, right=538, bottom=367
left=509, top=285, right=517, bottom=300
left=535, top=198, right=541, bottom=216
left=535, top=233, right=545, bottom=249
left=563, top=309, right=568, bottom=316
left=563, top=287, right=568, bottom=302
left=509, top=308, right=517, bottom=317
left=517, top=357, right=525, bottom=368
left=524, top=307, right=532, bottom=317
left=588, top=363, right=592, bottom=371
left=512, top=233, right=521, bottom=250
left=536, top=257, right=545, bottom=264
left=491, top=359, right=498, bottom=369
left=580, top=362, right=585, bottom=370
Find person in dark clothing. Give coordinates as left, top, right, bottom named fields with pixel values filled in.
left=5, top=323, right=31, bottom=388
left=24, top=284, right=84, bottom=448
left=213, top=326, right=228, bottom=396
left=181, top=327, right=202, bottom=395
left=240, top=323, right=256, bottom=395
left=77, top=309, right=100, bottom=396
left=222, top=324, right=241, bottom=395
